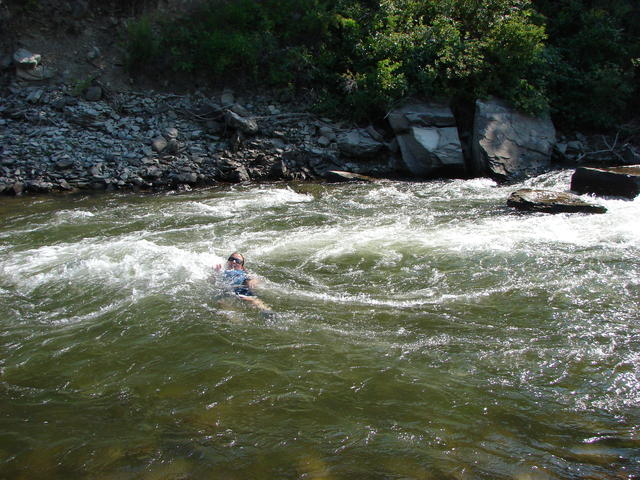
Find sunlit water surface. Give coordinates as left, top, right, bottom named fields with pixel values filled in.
left=1, top=171, right=639, bottom=479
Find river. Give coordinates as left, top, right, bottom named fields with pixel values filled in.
left=1, top=170, right=639, bottom=479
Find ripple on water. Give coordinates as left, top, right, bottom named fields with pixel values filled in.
left=0, top=175, right=639, bottom=478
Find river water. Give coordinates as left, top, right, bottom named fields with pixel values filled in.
left=1, top=170, right=639, bottom=479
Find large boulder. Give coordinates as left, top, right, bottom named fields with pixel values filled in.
left=507, top=188, right=607, bottom=214
left=472, top=98, right=555, bottom=182
left=388, top=101, right=465, bottom=177
left=570, top=165, right=640, bottom=199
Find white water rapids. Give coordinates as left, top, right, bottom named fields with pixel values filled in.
left=1, top=170, right=639, bottom=478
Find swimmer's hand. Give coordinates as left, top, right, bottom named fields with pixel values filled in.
left=214, top=263, right=223, bottom=272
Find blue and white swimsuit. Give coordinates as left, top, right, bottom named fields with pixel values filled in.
left=223, top=269, right=255, bottom=297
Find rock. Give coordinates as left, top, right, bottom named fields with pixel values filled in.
left=26, top=180, right=54, bottom=193
left=1, top=54, right=13, bottom=70
left=337, top=129, right=385, bottom=158
left=151, top=136, right=168, bottom=153
left=64, top=104, right=104, bottom=126
left=26, top=89, right=44, bottom=103
left=388, top=101, right=456, bottom=131
left=388, top=101, right=464, bottom=177
left=317, top=136, right=331, bottom=147
left=230, top=103, right=250, bottom=117
left=87, top=46, right=101, bottom=61
left=175, top=172, right=198, bottom=184
left=224, top=110, right=258, bottom=135
left=217, top=159, right=250, bottom=183
left=16, top=65, right=54, bottom=81
left=206, top=120, right=224, bottom=134
left=318, top=125, right=336, bottom=141
left=507, top=188, right=607, bottom=214
left=56, top=159, right=74, bottom=169
left=85, top=86, right=102, bottom=102
left=471, top=97, right=556, bottom=182
left=13, top=48, right=41, bottom=68
left=324, top=170, right=377, bottom=182
left=165, top=138, right=180, bottom=154
left=89, top=164, right=103, bottom=177
left=164, top=127, right=179, bottom=139
left=570, top=165, right=640, bottom=199
left=396, top=127, right=465, bottom=177
left=221, top=89, right=234, bottom=106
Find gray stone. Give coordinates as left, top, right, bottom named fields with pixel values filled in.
left=16, top=65, right=54, bottom=81
left=56, top=159, right=74, bottom=169
left=230, top=103, right=250, bottom=117
left=87, top=46, right=101, bottom=61
left=396, top=126, right=465, bottom=177
left=507, top=188, right=606, bottom=214
left=152, top=136, right=168, bottom=153
left=337, top=129, right=385, bottom=158
left=471, top=97, right=556, bottom=182
left=388, top=101, right=456, bottom=132
left=224, top=110, right=258, bottom=135
left=13, top=48, right=41, bottom=68
left=85, top=86, right=102, bottom=102
left=387, top=101, right=464, bottom=177
left=164, top=127, right=179, bottom=139
left=570, top=165, right=640, bottom=199
left=221, top=89, right=234, bottom=106
left=175, top=172, right=198, bottom=184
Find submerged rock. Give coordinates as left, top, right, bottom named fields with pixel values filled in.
left=570, top=165, right=640, bottom=199
left=507, top=188, right=607, bottom=214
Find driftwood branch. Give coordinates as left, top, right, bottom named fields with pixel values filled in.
left=576, top=131, right=630, bottom=163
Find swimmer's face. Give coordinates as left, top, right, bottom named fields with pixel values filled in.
left=227, top=255, right=244, bottom=269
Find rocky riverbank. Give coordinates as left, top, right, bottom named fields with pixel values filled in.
left=1, top=75, right=399, bottom=196
left=3, top=44, right=639, bottom=197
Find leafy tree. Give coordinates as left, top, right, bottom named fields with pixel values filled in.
left=533, top=0, right=640, bottom=129
left=122, top=0, right=638, bottom=128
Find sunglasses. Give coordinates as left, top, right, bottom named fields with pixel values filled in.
left=227, top=257, right=243, bottom=265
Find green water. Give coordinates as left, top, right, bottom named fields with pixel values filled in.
left=1, top=172, right=639, bottom=479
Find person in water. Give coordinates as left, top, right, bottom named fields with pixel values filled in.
left=215, top=252, right=270, bottom=311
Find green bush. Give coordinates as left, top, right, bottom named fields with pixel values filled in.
left=533, top=0, right=640, bottom=130
left=122, top=0, right=639, bottom=129
left=123, top=16, right=160, bottom=73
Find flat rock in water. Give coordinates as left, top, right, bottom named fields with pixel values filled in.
left=507, top=188, right=607, bottom=214
left=570, top=165, right=640, bottom=199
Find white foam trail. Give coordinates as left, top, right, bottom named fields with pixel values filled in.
left=0, top=235, right=226, bottom=294
left=53, top=209, right=95, bottom=223
left=183, top=186, right=313, bottom=217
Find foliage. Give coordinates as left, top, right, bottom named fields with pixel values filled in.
left=122, top=0, right=639, bottom=128
left=123, top=16, right=160, bottom=73
left=532, top=0, right=640, bottom=130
